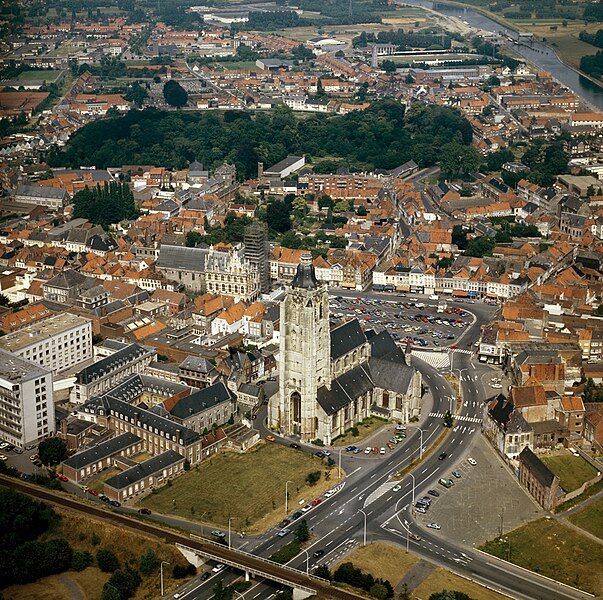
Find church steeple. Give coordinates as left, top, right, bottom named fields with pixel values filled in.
left=291, top=254, right=319, bottom=289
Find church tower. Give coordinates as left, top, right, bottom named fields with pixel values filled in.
left=274, top=254, right=330, bottom=441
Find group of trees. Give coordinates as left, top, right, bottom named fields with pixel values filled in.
left=48, top=101, right=474, bottom=181
left=163, top=80, right=188, bottom=108
left=333, top=562, right=395, bottom=600
left=580, top=51, right=603, bottom=80
left=353, top=29, right=452, bottom=50
left=72, top=181, right=137, bottom=228
left=579, top=29, right=603, bottom=49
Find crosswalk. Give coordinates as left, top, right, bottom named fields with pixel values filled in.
left=429, top=411, right=482, bottom=424
left=450, top=348, right=473, bottom=355
left=364, top=481, right=399, bottom=508
left=411, top=350, right=451, bottom=371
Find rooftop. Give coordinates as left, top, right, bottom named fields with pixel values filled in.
left=0, top=347, right=50, bottom=383
left=0, top=313, right=91, bottom=353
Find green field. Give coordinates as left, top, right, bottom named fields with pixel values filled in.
left=480, top=518, right=603, bottom=594
left=17, top=70, right=62, bottom=82
left=138, top=443, right=339, bottom=532
left=332, top=416, right=388, bottom=447
left=568, top=496, right=603, bottom=540
left=541, top=454, right=598, bottom=493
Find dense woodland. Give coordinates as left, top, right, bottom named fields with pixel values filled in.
left=47, top=101, right=473, bottom=179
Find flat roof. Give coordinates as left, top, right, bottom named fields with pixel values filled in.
left=0, top=313, right=91, bottom=353
left=0, top=347, right=49, bottom=382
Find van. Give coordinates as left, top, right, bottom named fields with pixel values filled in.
left=439, top=478, right=454, bottom=488
left=429, top=294, right=439, bottom=300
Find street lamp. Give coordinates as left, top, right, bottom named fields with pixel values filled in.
left=408, top=472, right=416, bottom=506
left=300, top=548, right=310, bottom=574
left=160, top=561, right=170, bottom=596
left=338, top=447, right=342, bottom=479
left=359, top=509, right=367, bottom=546
left=285, top=480, right=293, bottom=515
left=408, top=425, right=426, bottom=460
left=228, top=516, right=234, bottom=549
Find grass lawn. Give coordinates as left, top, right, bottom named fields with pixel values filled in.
left=17, top=70, right=62, bottom=82
left=131, top=451, right=154, bottom=463
left=332, top=416, right=388, bottom=447
left=138, top=443, right=341, bottom=532
left=333, top=542, right=417, bottom=586
left=413, top=568, right=509, bottom=600
left=480, top=518, right=603, bottom=594
left=556, top=478, right=603, bottom=513
left=3, top=506, right=192, bottom=600
left=541, top=454, right=598, bottom=493
left=88, top=467, right=121, bottom=493
left=568, top=496, right=603, bottom=540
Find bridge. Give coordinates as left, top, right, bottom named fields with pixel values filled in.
left=1, top=476, right=363, bottom=600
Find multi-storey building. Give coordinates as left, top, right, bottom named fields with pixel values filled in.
left=0, top=349, right=54, bottom=448
left=71, top=343, right=156, bottom=404
left=0, top=313, right=92, bottom=374
left=244, top=221, right=270, bottom=293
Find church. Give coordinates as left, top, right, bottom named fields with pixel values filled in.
left=269, top=255, right=423, bottom=445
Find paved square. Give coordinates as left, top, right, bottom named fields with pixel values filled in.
left=414, top=435, right=543, bottom=545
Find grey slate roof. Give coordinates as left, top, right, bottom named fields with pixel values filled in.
left=104, top=450, right=184, bottom=490
left=169, top=382, right=233, bottom=420
left=317, top=363, right=374, bottom=415
left=368, top=336, right=414, bottom=395
left=16, top=184, right=66, bottom=200
left=76, top=343, right=154, bottom=385
left=330, top=319, right=366, bottom=360
left=519, top=447, right=556, bottom=487
left=156, top=244, right=233, bottom=273
left=291, top=260, right=319, bottom=290
left=63, top=432, right=140, bottom=470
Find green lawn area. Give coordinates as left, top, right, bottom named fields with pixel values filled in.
left=480, top=518, right=603, bottom=595
left=17, top=70, right=62, bottom=82
left=568, top=496, right=603, bottom=540
left=138, top=444, right=339, bottom=532
left=541, top=454, right=598, bottom=493
left=332, top=416, right=388, bottom=447
left=556, top=478, right=603, bottom=513
left=88, top=467, right=121, bottom=493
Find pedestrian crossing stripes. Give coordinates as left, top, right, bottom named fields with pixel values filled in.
left=411, top=350, right=450, bottom=371
left=429, top=412, right=482, bottom=424
left=450, top=348, right=473, bottom=355
left=363, top=481, right=399, bottom=508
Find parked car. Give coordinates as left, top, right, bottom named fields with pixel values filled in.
left=265, top=435, right=275, bottom=442
left=291, top=511, right=303, bottom=520
left=467, top=457, right=477, bottom=466
left=138, top=508, right=152, bottom=515
left=279, top=519, right=291, bottom=528
left=88, top=489, right=98, bottom=496
left=311, top=497, right=322, bottom=506
left=109, top=500, right=121, bottom=507
left=426, top=523, right=441, bottom=530
left=211, top=530, right=225, bottom=538
left=58, top=475, right=68, bottom=482
left=452, top=471, right=462, bottom=479
left=427, top=489, right=440, bottom=497
left=289, top=443, right=300, bottom=450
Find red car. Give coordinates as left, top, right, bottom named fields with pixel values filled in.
left=450, top=345, right=459, bottom=349
left=88, top=489, right=98, bottom=496
left=372, top=447, right=379, bottom=454
left=58, top=475, right=68, bottom=482
left=311, top=498, right=322, bottom=506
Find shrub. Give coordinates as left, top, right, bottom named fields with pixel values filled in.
left=139, top=548, right=159, bottom=576
left=270, top=541, right=301, bottom=564
left=172, top=563, right=196, bottom=578
left=71, top=550, right=93, bottom=571
left=107, top=566, right=142, bottom=599
left=306, top=471, right=321, bottom=485
left=97, top=548, right=120, bottom=573
left=91, top=532, right=101, bottom=546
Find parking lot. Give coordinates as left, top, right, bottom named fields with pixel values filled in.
left=328, top=295, right=474, bottom=350
left=412, top=436, right=542, bottom=545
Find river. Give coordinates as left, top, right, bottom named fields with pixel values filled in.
left=400, top=0, right=603, bottom=110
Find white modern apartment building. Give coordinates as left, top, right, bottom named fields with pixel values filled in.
left=0, top=349, right=55, bottom=448
left=0, top=313, right=93, bottom=374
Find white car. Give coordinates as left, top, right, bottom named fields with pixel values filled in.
left=426, top=523, right=441, bottom=530
left=491, top=383, right=503, bottom=389
left=395, top=425, right=407, bottom=432
left=212, top=563, right=225, bottom=573
left=365, top=447, right=371, bottom=454
left=392, top=485, right=401, bottom=492
left=380, top=447, right=386, bottom=455
left=467, top=457, right=477, bottom=466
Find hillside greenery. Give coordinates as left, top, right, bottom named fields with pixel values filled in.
left=47, top=101, right=473, bottom=180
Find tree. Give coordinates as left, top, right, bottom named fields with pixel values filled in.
left=97, top=548, right=120, bottom=573
left=318, top=194, right=334, bottom=209
left=381, top=59, right=397, bottom=73
left=266, top=200, right=292, bottom=233
left=306, top=471, right=321, bottom=485
left=125, top=81, right=148, bottom=108
left=37, top=437, right=67, bottom=466
left=439, top=142, right=481, bottom=180
left=73, top=182, right=137, bottom=228
left=356, top=205, right=368, bottom=216
left=213, top=580, right=234, bottom=600
left=428, top=592, right=473, bottom=600
left=107, top=567, right=142, bottom=599
left=314, top=565, right=331, bottom=580
left=100, top=585, right=122, bottom=600
left=443, top=410, right=454, bottom=428
left=71, top=550, right=93, bottom=571
left=295, top=519, right=310, bottom=543
left=139, top=548, right=159, bottom=575
left=163, top=80, right=188, bottom=108
left=370, top=583, right=389, bottom=600
left=465, top=236, right=495, bottom=258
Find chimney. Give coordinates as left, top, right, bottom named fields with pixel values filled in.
left=257, top=162, right=264, bottom=180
